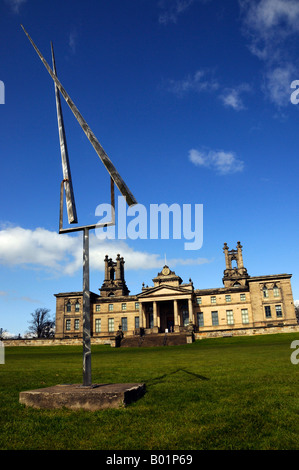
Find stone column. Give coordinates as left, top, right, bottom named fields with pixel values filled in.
left=153, top=301, right=159, bottom=333
left=138, top=302, right=142, bottom=328
left=120, top=257, right=125, bottom=280
left=116, top=254, right=121, bottom=280
left=188, top=298, right=193, bottom=324
left=157, top=303, right=160, bottom=329
left=139, top=302, right=146, bottom=329
left=223, top=243, right=231, bottom=269
left=174, top=299, right=180, bottom=332
left=237, top=241, right=244, bottom=268
left=104, top=255, right=109, bottom=280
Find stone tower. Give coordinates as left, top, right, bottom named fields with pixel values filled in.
left=222, top=241, right=249, bottom=287
left=100, top=254, right=130, bottom=297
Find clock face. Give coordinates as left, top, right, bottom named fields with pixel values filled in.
left=162, top=266, right=170, bottom=275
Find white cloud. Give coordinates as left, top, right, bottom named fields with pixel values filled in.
left=158, top=0, right=195, bottom=24
left=220, top=84, right=251, bottom=111
left=263, top=64, right=296, bottom=107
left=241, top=0, right=299, bottom=38
left=167, top=71, right=250, bottom=111
left=167, top=69, right=219, bottom=96
left=0, top=225, right=210, bottom=276
left=0, top=290, right=40, bottom=303
left=239, top=0, right=299, bottom=107
left=0, top=226, right=78, bottom=274
left=221, top=90, right=244, bottom=111
left=189, top=148, right=244, bottom=175
left=158, top=0, right=211, bottom=24
left=5, top=0, right=27, bottom=13
left=68, top=30, right=77, bottom=55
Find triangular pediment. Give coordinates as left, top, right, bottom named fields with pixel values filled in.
left=138, top=284, right=192, bottom=299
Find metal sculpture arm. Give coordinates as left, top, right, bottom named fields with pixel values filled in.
left=21, top=25, right=137, bottom=208
left=51, top=42, right=78, bottom=224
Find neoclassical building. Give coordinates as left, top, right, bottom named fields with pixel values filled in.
left=54, top=242, right=297, bottom=339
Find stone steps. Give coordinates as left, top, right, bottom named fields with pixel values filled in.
left=119, top=333, right=191, bottom=348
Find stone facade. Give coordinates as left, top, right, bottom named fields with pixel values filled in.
left=54, top=242, right=298, bottom=339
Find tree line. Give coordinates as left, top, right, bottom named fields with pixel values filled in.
left=0, top=308, right=55, bottom=339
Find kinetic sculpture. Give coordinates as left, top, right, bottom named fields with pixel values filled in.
left=22, top=25, right=137, bottom=386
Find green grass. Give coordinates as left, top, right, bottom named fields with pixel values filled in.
left=1, top=333, right=299, bottom=450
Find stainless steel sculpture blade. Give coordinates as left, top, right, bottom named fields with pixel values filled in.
left=51, top=42, right=78, bottom=224
left=21, top=25, right=137, bottom=207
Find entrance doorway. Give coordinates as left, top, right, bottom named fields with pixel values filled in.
left=159, top=301, right=174, bottom=332
left=167, top=317, right=174, bottom=332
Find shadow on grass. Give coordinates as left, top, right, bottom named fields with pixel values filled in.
left=147, top=368, right=210, bottom=385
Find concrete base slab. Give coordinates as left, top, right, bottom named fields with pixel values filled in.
left=19, top=383, right=146, bottom=411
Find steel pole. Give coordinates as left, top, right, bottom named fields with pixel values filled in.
left=82, top=227, right=92, bottom=386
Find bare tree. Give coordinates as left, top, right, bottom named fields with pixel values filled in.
left=27, top=308, right=55, bottom=338
left=0, top=328, right=7, bottom=340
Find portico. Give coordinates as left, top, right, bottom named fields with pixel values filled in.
left=137, top=266, right=194, bottom=333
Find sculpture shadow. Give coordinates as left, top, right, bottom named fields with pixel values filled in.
left=147, top=368, right=209, bottom=385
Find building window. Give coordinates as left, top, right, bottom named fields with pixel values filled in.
left=241, top=309, right=249, bottom=324
left=108, top=318, right=114, bottom=332
left=197, top=312, right=204, bottom=327
left=75, top=301, right=80, bottom=312
left=96, top=304, right=101, bottom=312
left=273, top=286, right=280, bottom=297
left=108, top=304, right=114, bottom=312
left=135, top=302, right=140, bottom=310
left=149, top=313, right=154, bottom=329
left=74, top=319, right=79, bottom=330
left=95, top=318, right=101, bottom=333
left=121, top=317, right=128, bottom=331
left=240, top=293, right=246, bottom=302
left=211, top=311, right=219, bottom=326
left=211, top=296, right=216, bottom=304
left=65, top=319, right=71, bottom=331
left=263, top=286, right=269, bottom=298
left=275, top=305, right=283, bottom=318
left=182, top=309, right=189, bottom=326
left=226, top=310, right=234, bottom=325
left=196, top=297, right=202, bottom=305
left=135, top=316, right=140, bottom=329
left=264, top=306, right=271, bottom=318
left=122, top=303, right=127, bottom=311
left=225, top=295, right=231, bottom=303
left=66, top=301, right=71, bottom=312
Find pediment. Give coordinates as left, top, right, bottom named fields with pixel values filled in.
left=138, top=284, right=191, bottom=299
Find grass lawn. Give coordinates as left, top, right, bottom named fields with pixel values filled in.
left=0, top=332, right=299, bottom=450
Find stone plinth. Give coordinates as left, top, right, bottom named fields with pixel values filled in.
left=19, top=383, right=145, bottom=411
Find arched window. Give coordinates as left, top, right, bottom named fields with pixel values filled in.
left=75, top=301, right=80, bottom=312
left=231, top=259, right=238, bottom=269
left=66, top=301, right=71, bottom=312
left=273, top=285, right=279, bottom=297
left=263, top=286, right=269, bottom=298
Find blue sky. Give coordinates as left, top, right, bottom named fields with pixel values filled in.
left=1, top=0, right=299, bottom=336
